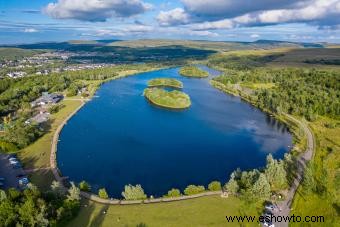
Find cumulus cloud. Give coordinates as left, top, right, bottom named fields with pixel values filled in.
left=23, top=28, right=38, bottom=33
left=191, top=0, right=340, bottom=30
left=250, top=34, right=260, bottom=38
left=44, top=0, right=153, bottom=22
left=157, top=8, right=191, bottom=26
left=181, top=0, right=306, bottom=20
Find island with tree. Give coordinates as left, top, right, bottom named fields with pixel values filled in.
left=143, top=87, right=191, bottom=109
left=179, top=66, right=209, bottom=78
left=147, top=78, right=183, bottom=89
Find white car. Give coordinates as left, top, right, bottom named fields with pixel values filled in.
left=265, top=204, right=276, bottom=211
left=9, top=157, right=17, bottom=162
left=263, top=221, right=274, bottom=227
left=10, top=160, right=19, bottom=165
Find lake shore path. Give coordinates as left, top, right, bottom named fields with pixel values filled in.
left=271, top=114, right=315, bottom=227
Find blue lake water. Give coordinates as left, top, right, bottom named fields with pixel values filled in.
left=57, top=66, right=292, bottom=198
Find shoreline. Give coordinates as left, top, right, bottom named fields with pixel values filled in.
left=50, top=66, right=312, bottom=207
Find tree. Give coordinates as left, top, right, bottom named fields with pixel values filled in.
left=79, top=181, right=91, bottom=192
left=303, top=162, right=316, bottom=193
left=208, top=181, right=222, bottom=191
left=251, top=173, right=271, bottom=200
left=166, top=188, right=181, bottom=197
left=67, top=182, right=80, bottom=201
left=0, top=189, right=7, bottom=201
left=183, top=185, right=205, bottom=195
left=122, top=184, right=147, bottom=200
left=225, top=177, right=239, bottom=195
left=98, top=188, right=109, bottom=199
left=265, top=154, right=288, bottom=191
left=51, top=180, right=64, bottom=196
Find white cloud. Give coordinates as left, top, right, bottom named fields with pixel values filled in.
left=44, top=0, right=153, bottom=21
left=181, top=0, right=306, bottom=19
left=23, top=28, right=38, bottom=33
left=190, top=0, right=340, bottom=30
left=250, top=34, right=260, bottom=38
left=157, top=8, right=191, bottom=26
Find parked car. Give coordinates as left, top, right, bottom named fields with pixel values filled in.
left=9, top=157, right=17, bottom=161
left=7, top=154, right=17, bottom=159
left=19, top=177, right=29, bottom=185
left=0, top=182, right=4, bottom=187
left=265, top=204, right=276, bottom=212
left=0, top=177, right=5, bottom=181
left=16, top=174, right=26, bottom=178
left=10, top=159, right=19, bottom=165
left=263, top=221, right=274, bottom=227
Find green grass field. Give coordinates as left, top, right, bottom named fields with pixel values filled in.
left=144, top=87, right=191, bottom=109
left=179, top=66, right=209, bottom=78
left=148, top=78, right=183, bottom=89
left=291, top=117, right=340, bottom=226
left=68, top=196, right=261, bottom=227
left=18, top=100, right=82, bottom=169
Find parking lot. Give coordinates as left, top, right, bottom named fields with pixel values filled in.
left=0, top=153, right=27, bottom=190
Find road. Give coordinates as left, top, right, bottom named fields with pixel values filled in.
left=271, top=114, right=314, bottom=227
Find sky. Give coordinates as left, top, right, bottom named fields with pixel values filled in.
left=0, top=0, right=339, bottom=44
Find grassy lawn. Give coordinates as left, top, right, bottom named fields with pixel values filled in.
left=144, top=87, right=191, bottom=109
left=68, top=196, right=261, bottom=227
left=179, top=66, right=209, bottom=78
left=291, top=117, right=340, bottom=226
left=17, top=100, right=82, bottom=190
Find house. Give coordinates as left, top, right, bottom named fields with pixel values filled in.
left=30, top=93, right=64, bottom=107
left=7, top=71, right=26, bottom=79
left=25, top=111, right=50, bottom=125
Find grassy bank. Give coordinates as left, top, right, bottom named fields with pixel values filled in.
left=179, top=66, right=209, bottom=78
left=291, top=117, right=340, bottom=226
left=210, top=69, right=339, bottom=226
left=148, top=78, right=183, bottom=89
left=68, top=195, right=260, bottom=227
left=144, top=87, right=191, bottom=109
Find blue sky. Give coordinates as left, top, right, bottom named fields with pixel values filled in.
left=0, top=0, right=339, bottom=44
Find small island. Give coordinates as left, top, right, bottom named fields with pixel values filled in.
left=179, top=66, right=209, bottom=78
left=148, top=78, right=183, bottom=89
left=144, top=87, right=191, bottom=109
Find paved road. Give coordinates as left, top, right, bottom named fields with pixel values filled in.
left=271, top=115, right=314, bottom=227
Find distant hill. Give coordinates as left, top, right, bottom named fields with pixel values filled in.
left=1, top=39, right=324, bottom=52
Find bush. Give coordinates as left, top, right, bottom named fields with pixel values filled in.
left=184, top=185, right=205, bottom=195
left=122, top=184, right=147, bottom=200
left=208, top=181, right=222, bottom=191
left=98, top=188, right=109, bottom=199
left=79, top=181, right=91, bottom=192
left=166, top=188, right=181, bottom=197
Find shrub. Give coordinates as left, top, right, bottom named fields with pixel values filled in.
left=184, top=185, right=205, bottom=195
left=208, top=181, right=222, bottom=191
left=79, top=181, right=91, bottom=192
left=166, top=188, right=181, bottom=197
left=98, top=188, right=109, bottom=199
left=122, top=184, right=147, bottom=200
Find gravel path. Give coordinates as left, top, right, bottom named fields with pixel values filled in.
left=271, top=114, right=315, bottom=227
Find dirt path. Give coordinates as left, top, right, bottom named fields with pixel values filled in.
left=271, top=114, right=315, bottom=227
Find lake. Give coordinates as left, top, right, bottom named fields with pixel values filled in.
left=57, top=66, right=292, bottom=198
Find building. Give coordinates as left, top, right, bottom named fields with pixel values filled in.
left=30, top=93, right=64, bottom=107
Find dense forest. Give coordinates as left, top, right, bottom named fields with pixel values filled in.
left=210, top=55, right=340, bottom=120
left=0, top=182, right=81, bottom=226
